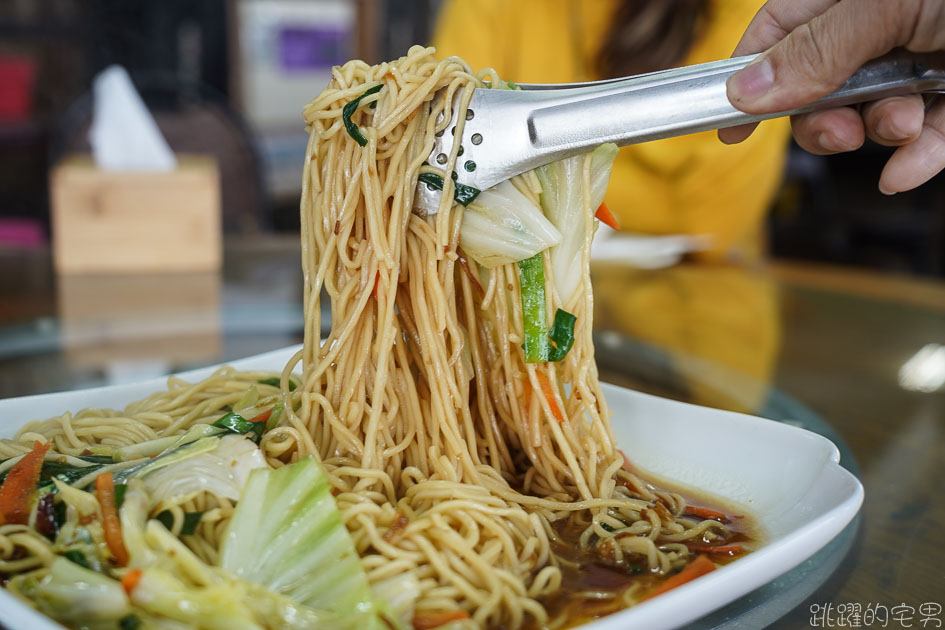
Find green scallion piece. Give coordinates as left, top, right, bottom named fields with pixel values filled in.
left=517, top=255, right=577, bottom=363
left=258, top=376, right=297, bottom=391
left=547, top=309, right=577, bottom=362
left=417, top=172, right=481, bottom=206
left=342, top=84, right=382, bottom=147
left=518, top=254, right=549, bottom=362
left=155, top=510, right=204, bottom=536
left=212, top=412, right=264, bottom=441
left=62, top=549, right=90, bottom=569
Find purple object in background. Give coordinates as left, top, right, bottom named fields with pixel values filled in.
left=279, top=26, right=349, bottom=72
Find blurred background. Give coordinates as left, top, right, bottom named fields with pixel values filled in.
left=0, top=0, right=942, bottom=270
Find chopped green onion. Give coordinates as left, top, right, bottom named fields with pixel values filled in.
left=62, top=549, right=90, bottom=569
left=119, top=614, right=141, bottom=630
left=343, top=84, right=382, bottom=147
left=266, top=401, right=285, bottom=432
left=518, top=254, right=549, bottom=362
left=257, top=376, right=296, bottom=391
left=547, top=309, right=576, bottom=362
left=418, top=172, right=481, bottom=206
left=155, top=510, right=204, bottom=536
left=517, top=255, right=577, bottom=363
left=114, top=483, right=127, bottom=509
left=212, top=413, right=264, bottom=441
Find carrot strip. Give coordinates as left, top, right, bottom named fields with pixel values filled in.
left=642, top=555, right=716, bottom=601
left=0, top=440, right=50, bottom=525
left=95, top=473, right=129, bottom=566
left=684, top=505, right=737, bottom=523
left=371, top=271, right=381, bottom=301
left=121, top=568, right=143, bottom=594
left=595, top=202, right=621, bottom=230
left=248, top=408, right=273, bottom=423
left=534, top=371, right=565, bottom=423
left=685, top=544, right=746, bottom=556
left=412, top=610, right=470, bottom=629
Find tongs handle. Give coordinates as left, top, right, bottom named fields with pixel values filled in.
left=516, top=49, right=945, bottom=167
left=436, top=49, right=945, bottom=193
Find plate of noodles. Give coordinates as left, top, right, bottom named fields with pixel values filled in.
left=0, top=345, right=862, bottom=630
left=0, top=46, right=862, bottom=630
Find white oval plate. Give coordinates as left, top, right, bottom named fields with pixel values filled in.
left=0, top=345, right=863, bottom=630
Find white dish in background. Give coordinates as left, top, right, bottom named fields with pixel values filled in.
left=0, top=345, right=863, bottom=630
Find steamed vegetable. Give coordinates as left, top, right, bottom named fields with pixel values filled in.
left=537, top=143, right=618, bottom=302
left=220, top=456, right=386, bottom=625
left=17, top=556, right=131, bottom=623
left=343, top=84, right=382, bottom=146
left=517, top=254, right=577, bottom=363
left=0, top=440, right=49, bottom=524
left=371, top=573, right=422, bottom=628
left=459, top=180, right=562, bottom=268
left=418, top=172, right=482, bottom=207
left=518, top=254, right=549, bottom=362
left=641, top=554, right=716, bottom=600
left=140, top=434, right=267, bottom=506
left=595, top=202, right=621, bottom=230
left=96, top=473, right=130, bottom=566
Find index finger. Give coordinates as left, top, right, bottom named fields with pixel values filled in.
left=732, top=0, right=840, bottom=57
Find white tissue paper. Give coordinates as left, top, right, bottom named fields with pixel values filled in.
left=88, top=65, right=176, bottom=172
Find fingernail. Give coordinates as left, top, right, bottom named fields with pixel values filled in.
left=879, top=183, right=896, bottom=196
left=730, top=57, right=774, bottom=103
left=816, top=132, right=849, bottom=153
left=879, top=112, right=912, bottom=141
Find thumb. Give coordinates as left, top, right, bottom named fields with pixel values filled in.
left=727, top=0, right=907, bottom=114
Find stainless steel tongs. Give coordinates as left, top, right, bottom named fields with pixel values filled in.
left=414, top=49, right=945, bottom=216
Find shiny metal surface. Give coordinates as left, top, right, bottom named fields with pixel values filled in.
left=421, top=50, right=945, bottom=207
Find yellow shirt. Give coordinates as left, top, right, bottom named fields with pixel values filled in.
left=432, top=0, right=790, bottom=261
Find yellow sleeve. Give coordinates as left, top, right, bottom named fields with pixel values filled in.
left=431, top=0, right=516, bottom=76
left=604, top=0, right=790, bottom=260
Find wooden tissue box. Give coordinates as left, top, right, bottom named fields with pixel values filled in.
left=50, top=155, right=221, bottom=274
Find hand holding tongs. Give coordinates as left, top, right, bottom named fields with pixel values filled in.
left=415, top=49, right=945, bottom=216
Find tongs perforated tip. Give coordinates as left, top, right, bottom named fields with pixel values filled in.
left=412, top=87, right=486, bottom=218
left=412, top=50, right=945, bottom=218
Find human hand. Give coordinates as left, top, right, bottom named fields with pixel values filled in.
left=718, top=0, right=945, bottom=194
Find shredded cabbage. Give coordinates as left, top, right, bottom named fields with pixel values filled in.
left=141, top=434, right=267, bottom=507
left=220, top=456, right=395, bottom=629
left=459, top=180, right=562, bottom=268
left=18, top=557, right=131, bottom=623
left=537, top=143, right=618, bottom=302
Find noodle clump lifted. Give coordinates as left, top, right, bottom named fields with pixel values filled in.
left=287, top=45, right=720, bottom=626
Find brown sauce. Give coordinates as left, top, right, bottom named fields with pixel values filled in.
left=525, top=474, right=762, bottom=630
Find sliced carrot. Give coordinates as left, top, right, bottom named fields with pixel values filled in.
left=684, top=505, right=737, bottom=523
left=685, top=544, right=746, bottom=556
left=595, top=203, right=621, bottom=230
left=248, top=408, right=273, bottom=423
left=412, top=610, right=470, bottom=629
left=0, top=440, right=50, bottom=525
left=534, top=370, right=565, bottom=423
left=95, top=473, right=129, bottom=566
left=642, top=555, right=716, bottom=601
left=121, top=568, right=143, bottom=594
